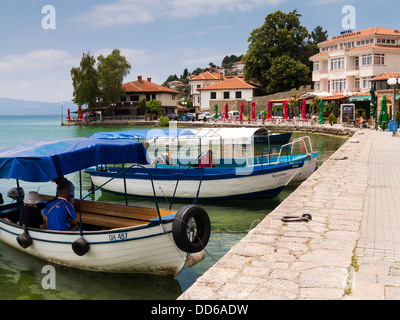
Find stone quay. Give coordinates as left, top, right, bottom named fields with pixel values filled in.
left=179, top=129, right=400, bottom=300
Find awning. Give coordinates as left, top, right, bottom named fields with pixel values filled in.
left=0, top=138, right=150, bottom=182
left=349, top=96, right=371, bottom=102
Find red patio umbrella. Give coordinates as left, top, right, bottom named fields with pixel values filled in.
left=67, top=109, right=71, bottom=120
left=251, top=101, right=256, bottom=120
left=224, top=103, right=229, bottom=119
left=267, top=101, right=272, bottom=120
left=301, top=99, right=306, bottom=120
left=239, top=102, right=244, bottom=121
left=283, top=100, right=288, bottom=120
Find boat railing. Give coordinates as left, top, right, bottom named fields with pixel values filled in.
left=169, top=152, right=206, bottom=210
left=77, top=163, right=162, bottom=235
left=277, top=136, right=313, bottom=163
left=260, top=145, right=291, bottom=167
left=260, top=136, right=313, bottom=167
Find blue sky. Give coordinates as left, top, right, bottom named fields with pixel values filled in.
left=0, top=0, right=399, bottom=105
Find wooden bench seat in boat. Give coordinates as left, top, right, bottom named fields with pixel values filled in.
left=39, top=195, right=176, bottom=229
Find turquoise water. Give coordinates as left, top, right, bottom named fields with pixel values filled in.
left=0, top=115, right=347, bottom=299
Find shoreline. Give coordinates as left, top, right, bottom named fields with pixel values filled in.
left=62, top=119, right=356, bottom=137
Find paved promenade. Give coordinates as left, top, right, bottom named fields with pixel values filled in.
left=178, top=129, right=400, bottom=300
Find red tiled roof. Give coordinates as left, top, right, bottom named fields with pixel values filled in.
left=320, top=27, right=400, bottom=45
left=372, top=72, right=400, bottom=81
left=346, top=44, right=400, bottom=53
left=191, top=71, right=226, bottom=81
left=122, top=76, right=180, bottom=94
left=198, top=77, right=261, bottom=90
left=310, top=52, right=329, bottom=60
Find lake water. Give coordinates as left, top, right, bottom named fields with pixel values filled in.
left=0, top=115, right=347, bottom=300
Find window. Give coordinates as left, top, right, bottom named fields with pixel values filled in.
left=362, top=54, right=373, bottom=65
left=223, top=92, right=230, bottom=99
left=355, top=78, right=360, bottom=90
left=362, top=54, right=385, bottom=65
left=374, top=53, right=385, bottom=65
left=130, top=95, right=140, bottom=102
left=235, top=91, right=242, bottom=99
left=210, top=92, right=216, bottom=99
left=314, top=82, right=321, bottom=92
left=363, top=77, right=372, bottom=89
left=331, top=57, right=344, bottom=70
left=313, top=61, right=320, bottom=71
left=331, top=79, right=346, bottom=92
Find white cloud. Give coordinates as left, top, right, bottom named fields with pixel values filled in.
left=78, top=0, right=285, bottom=27
left=0, top=49, right=70, bottom=73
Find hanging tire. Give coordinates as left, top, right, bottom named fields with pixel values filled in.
left=17, top=231, right=32, bottom=249
left=172, top=205, right=211, bottom=253
left=72, top=238, right=90, bottom=256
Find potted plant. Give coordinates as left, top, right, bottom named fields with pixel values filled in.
left=328, top=113, right=336, bottom=126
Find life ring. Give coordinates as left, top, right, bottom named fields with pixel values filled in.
left=72, top=237, right=90, bottom=256
left=172, top=205, right=211, bottom=253
left=17, top=230, right=32, bottom=249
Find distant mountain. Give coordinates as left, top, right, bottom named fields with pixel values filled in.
left=0, top=98, right=78, bottom=115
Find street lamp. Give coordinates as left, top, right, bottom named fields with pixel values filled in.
left=387, top=77, right=400, bottom=136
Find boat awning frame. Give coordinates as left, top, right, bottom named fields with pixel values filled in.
left=0, top=138, right=150, bottom=182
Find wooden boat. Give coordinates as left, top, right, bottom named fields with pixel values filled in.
left=0, top=138, right=211, bottom=276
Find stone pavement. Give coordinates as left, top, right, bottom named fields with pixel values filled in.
left=178, top=129, right=400, bottom=300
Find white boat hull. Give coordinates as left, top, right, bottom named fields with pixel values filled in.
left=0, top=219, right=187, bottom=276
left=90, top=164, right=302, bottom=200
left=289, top=155, right=318, bottom=183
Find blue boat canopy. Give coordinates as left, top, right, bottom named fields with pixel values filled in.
left=88, top=129, right=195, bottom=140
left=0, top=138, right=150, bottom=182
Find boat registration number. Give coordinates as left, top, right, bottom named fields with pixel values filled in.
left=109, top=233, right=128, bottom=241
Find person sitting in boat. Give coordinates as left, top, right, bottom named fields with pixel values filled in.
left=42, top=186, right=78, bottom=231
left=52, top=175, right=75, bottom=206
left=18, top=191, right=45, bottom=229
left=199, top=150, right=217, bottom=168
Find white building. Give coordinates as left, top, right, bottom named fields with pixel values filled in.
left=197, top=77, right=261, bottom=112
left=231, top=61, right=245, bottom=76
left=310, top=27, right=400, bottom=97
left=190, top=71, right=226, bottom=110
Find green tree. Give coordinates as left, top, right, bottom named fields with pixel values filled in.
left=139, top=98, right=146, bottom=115
left=97, top=49, right=131, bottom=105
left=71, top=51, right=99, bottom=109
left=182, top=68, right=189, bottom=79
left=146, top=100, right=162, bottom=114
left=222, top=54, right=244, bottom=69
left=243, top=10, right=314, bottom=93
left=311, top=26, right=328, bottom=45
left=264, top=55, right=310, bottom=94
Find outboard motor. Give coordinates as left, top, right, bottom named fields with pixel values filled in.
left=7, top=187, right=24, bottom=201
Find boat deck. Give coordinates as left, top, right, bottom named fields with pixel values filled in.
left=40, top=195, right=176, bottom=229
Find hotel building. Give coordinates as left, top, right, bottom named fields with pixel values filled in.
left=310, top=27, right=400, bottom=97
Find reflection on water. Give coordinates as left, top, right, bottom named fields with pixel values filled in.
left=0, top=117, right=348, bottom=299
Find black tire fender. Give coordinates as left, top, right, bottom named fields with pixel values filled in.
left=72, top=237, right=90, bottom=256
left=17, top=230, right=32, bottom=249
left=172, top=205, right=211, bottom=253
